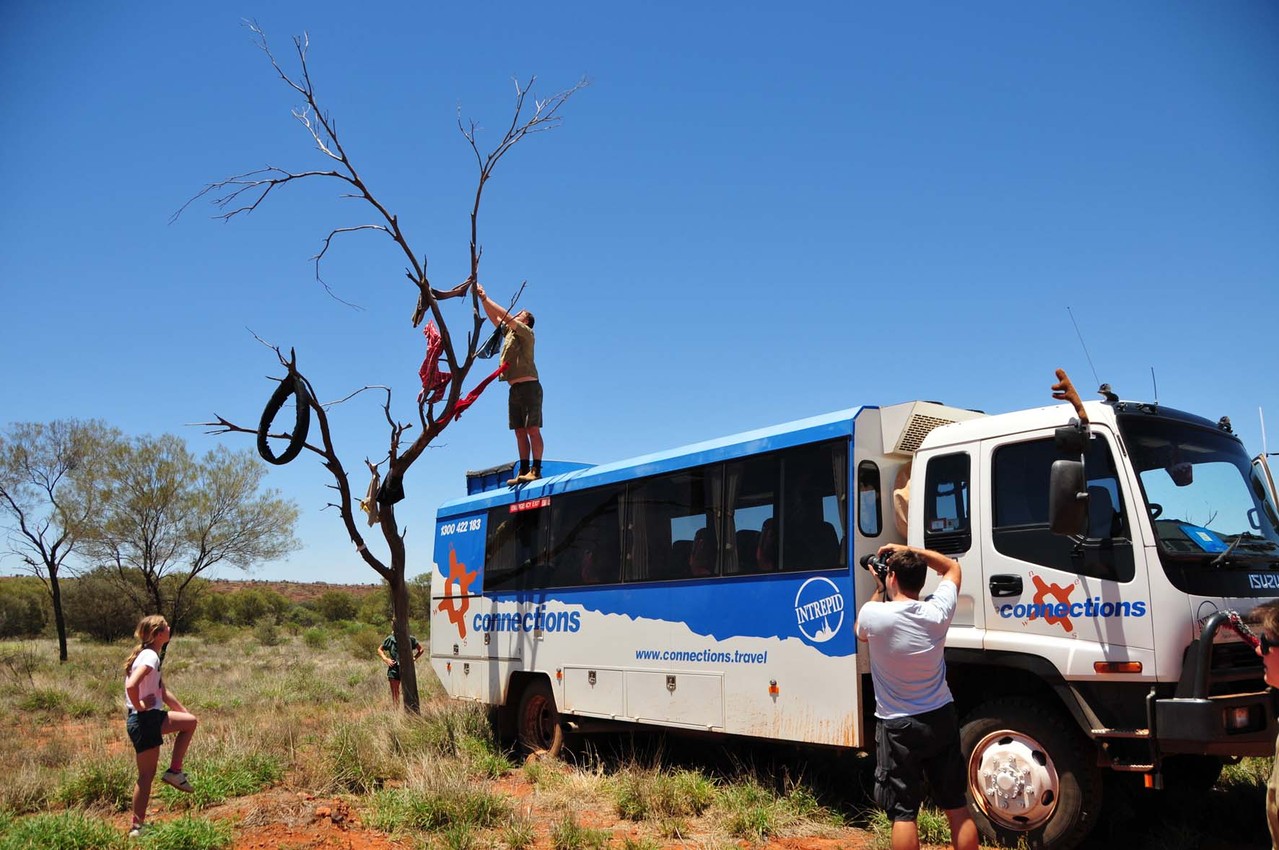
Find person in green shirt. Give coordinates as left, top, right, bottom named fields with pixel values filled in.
left=377, top=633, right=423, bottom=706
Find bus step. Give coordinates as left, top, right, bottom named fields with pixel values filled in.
left=1108, top=763, right=1155, bottom=773
left=1092, top=728, right=1150, bottom=739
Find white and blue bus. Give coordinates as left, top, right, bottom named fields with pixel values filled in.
left=433, top=393, right=1279, bottom=850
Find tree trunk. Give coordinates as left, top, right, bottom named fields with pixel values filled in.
left=50, top=571, right=68, bottom=663
left=390, top=569, right=420, bottom=714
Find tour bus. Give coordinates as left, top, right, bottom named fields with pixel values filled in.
left=431, top=388, right=1279, bottom=850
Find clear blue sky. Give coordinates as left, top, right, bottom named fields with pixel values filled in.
left=3, top=3, right=1276, bottom=585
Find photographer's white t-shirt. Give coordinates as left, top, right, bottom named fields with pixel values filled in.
left=856, top=579, right=957, bottom=719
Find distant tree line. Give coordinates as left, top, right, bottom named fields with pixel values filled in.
left=0, top=420, right=301, bottom=659
left=0, top=572, right=433, bottom=642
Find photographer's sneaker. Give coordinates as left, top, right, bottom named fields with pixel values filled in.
left=161, top=768, right=194, bottom=793
left=127, top=822, right=150, bottom=838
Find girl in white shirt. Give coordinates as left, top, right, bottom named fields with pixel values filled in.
left=123, top=615, right=199, bottom=837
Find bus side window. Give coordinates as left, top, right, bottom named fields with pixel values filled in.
left=485, top=505, right=547, bottom=591
left=626, top=467, right=720, bottom=581
left=780, top=441, right=847, bottom=572
left=725, top=455, right=779, bottom=573
left=547, top=486, right=623, bottom=587
left=857, top=461, right=882, bottom=538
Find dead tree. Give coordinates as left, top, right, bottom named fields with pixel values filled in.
left=180, top=23, right=584, bottom=713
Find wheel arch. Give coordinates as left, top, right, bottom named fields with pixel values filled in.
left=946, top=648, right=1102, bottom=747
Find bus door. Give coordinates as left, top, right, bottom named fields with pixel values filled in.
left=977, top=427, right=1154, bottom=659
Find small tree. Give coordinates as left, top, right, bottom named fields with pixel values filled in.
left=72, top=434, right=300, bottom=628
left=0, top=420, right=113, bottom=661
left=180, top=24, right=583, bottom=712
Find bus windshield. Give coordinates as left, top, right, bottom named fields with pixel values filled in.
left=1120, top=414, right=1279, bottom=563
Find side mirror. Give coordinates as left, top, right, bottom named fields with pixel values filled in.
left=1054, top=424, right=1089, bottom=455
left=1049, top=459, right=1088, bottom=536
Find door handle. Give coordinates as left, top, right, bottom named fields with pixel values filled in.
left=989, top=574, right=1023, bottom=597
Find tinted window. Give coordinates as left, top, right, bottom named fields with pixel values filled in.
left=546, top=487, right=623, bottom=587
left=626, top=468, right=720, bottom=581
left=780, top=441, right=847, bottom=572
left=992, top=435, right=1134, bottom=581
left=484, top=503, right=548, bottom=591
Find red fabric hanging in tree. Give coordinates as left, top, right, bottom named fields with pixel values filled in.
left=418, top=321, right=507, bottom=418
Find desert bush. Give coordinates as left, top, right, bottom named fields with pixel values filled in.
left=502, top=812, right=536, bottom=850
left=0, top=810, right=123, bottom=850
left=195, top=622, right=238, bottom=645
left=0, top=643, right=44, bottom=685
left=17, top=687, right=97, bottom=717
left=550, top=812, right=610, bottom=850
left=139, top=814, right=232, bottom=849
left=0, top=579, right=47, bottom=639
left=302, top=627, right=328, bottom=649
left=0, top=763, right=52, bottom=815
left=357, top=590, right=391, bottom=627
left=344, top=624, right=383, bottom=659
left=55, top=756, right=134, bottom=811
left=315, top=719, right=403, bottom=793
left=224, top=588, right=289, bottom=627
left=367, top=781, right=510, bottom=834
left=713, top=777, right=836, bottom=841
left=60, top=568, right=142, bottom=642
left=287, top=605, right=321, bottom=629
left=315, top=590, right=359, bottom=622
left=252, top=616, right=280, bottom=647
left=156, top=749, right=284, bottom=809
left=615, top=767, right=715, bottom=821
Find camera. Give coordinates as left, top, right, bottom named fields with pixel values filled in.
left=859, top=553, right=890, bottom=583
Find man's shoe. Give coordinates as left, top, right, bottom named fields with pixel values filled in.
left=161, top=768, right=194, bottom=793
left=517, top=470, right=540, bottom=483
left=507, top=475, right=523, bottom=486
left=128, top=823, right=151, bottom=838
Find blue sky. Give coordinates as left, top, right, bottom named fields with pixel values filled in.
left=2, top=2, right=1276, bottom=585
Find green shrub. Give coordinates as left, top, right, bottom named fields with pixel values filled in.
left=616, top=768, right=715, bottom=821
left=344, top=625, right=383, bottom=660
left=17, top=687, right=96, bottom=717
left=138, top=814, right=232, bottom=849
left=196, top=623, right=237, bottom=645
left=550, top=813, right=610, bottom=850
left=0, top=764, right=52, bottom=815
left=0, top=810, right=124, bottom=850
left=156, top=751, right=284, bottom=809
left=56, top=757, right=134, bottom=811
left=318, top=721, right=400, bottom=793
left=0, top=580, right=47, bottom=639
left=315, top=590, right=359, bottom=622
left=368, top=784, right=510, bottom=834
left=502, top=813, right=536, bottom=850
left=287, top=605, right=321, bottom=629
left=302, top=628, right=328, bottom=649
left=252, top=616, right=280, bottom=647
left=60, top=567, right=142, bottom=641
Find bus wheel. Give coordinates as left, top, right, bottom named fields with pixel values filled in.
left=516, top=679, right=563, bottom=757
left=961, top=698, right=1102, bottom=850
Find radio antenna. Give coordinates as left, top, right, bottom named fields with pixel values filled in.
left=1151, top=367, right=1158, bottom=406
left=1066, top=307, right=1101, bottom=388
left=1263, top=407, right=1270, bottom=458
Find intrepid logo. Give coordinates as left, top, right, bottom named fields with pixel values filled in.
left=794, top=576, right=845, bottom=643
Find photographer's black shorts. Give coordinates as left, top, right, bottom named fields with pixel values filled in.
left=126, top=709, right=165, bottom=753
left=874, top=703, right=967, bottom=821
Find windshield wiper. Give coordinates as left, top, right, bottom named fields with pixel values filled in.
left=1211, top=535, right=1244, bottom=568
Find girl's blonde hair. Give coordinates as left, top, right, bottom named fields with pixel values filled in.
left=123, top=615, right=169, bottom=676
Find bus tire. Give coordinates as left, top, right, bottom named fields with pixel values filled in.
left=961, top=698, right=1102, bottom=850
left=257, top=374, right=311, bottom=466
left=516, top=679, right=563, bottom=758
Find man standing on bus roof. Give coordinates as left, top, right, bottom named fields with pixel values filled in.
left=857, top=543, right=978, bottom=850
left=475, top=282, right=543, bottom=485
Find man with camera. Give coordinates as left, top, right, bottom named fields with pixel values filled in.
left=857, top=543, right=977, bottom=850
